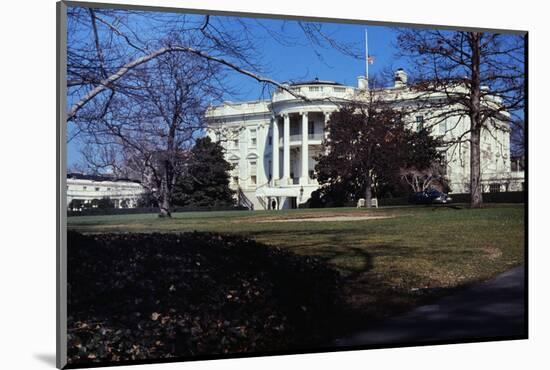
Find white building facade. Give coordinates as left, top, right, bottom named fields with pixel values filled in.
left=67, top=173, right=145, bottom=209
left=206, top=71, right=522, bottom=210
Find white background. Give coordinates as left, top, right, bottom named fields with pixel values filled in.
left=0, top=0, right=547, bottom=369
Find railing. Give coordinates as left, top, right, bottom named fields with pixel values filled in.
left=237, top=186, right=254, bottom=210
left=273, top=178, right=289, bottom=186
left=279, top=133, right=324, bottom=145
left=272, top=85, right=355, bottom=103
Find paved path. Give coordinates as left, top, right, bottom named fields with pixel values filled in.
left=333, top=266, right=526, bottom=347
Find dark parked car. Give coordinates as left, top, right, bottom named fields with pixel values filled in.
left=409, top=189, right=453, bottom=204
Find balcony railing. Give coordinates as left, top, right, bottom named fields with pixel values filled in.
left=279, top=133, right=324, bottom=144
left=272, top=85, right=355, bottom=103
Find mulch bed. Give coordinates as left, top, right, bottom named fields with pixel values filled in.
left=67, top=231, right=342, bottom=365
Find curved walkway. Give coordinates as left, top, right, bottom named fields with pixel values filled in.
left=334, top=266, right=526, bottom=347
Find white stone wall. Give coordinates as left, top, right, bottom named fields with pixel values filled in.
left=67, top=178, right=145, bottom=209
left=206, top=79, right=521, bottom=209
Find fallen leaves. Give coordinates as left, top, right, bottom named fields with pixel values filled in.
left=66, top=231, right=341, bottom=365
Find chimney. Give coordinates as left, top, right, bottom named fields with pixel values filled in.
left=357, top=76, right=368, bottom=90
left=394, top=68, right=408, bottom=88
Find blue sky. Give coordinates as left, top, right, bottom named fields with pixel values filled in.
left=67, top=9, right=525, bottom=169
left=214, top=20, right=404, bottom=102
left=67, top=12, right=405, bottom=169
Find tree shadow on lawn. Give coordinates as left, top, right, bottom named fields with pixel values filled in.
left=245, top=227, right=471, bottom=270
left=239, top=228, right=486, bottom=338
left=319, top=245, right=469, bottom=338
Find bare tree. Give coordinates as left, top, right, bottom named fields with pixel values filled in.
left=400, top=163, right=447, bottom=193
left=66, top=6, right=364, bottom=216
left=66, top=7, right=362, bottom=123
left=396, top=30, right=525, bottom=207
left=75, top=48, right=220, bottom=217
left=510, top=117, right=525, bottom=157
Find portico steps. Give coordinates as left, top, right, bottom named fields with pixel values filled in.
left=255, top=182, right=318, bottom=210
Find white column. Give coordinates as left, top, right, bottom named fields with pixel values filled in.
left=271, top=116, right=279, bottom=185
left=300, top=111, right=309, bottom=185
left=282, top=113, right=290, bottom=184
left=257, top=124, right=265, bottom=186
left=239, top=126, right=246, bottom=186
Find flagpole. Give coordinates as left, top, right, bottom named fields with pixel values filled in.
left=365, top=28, right=369, bottom=83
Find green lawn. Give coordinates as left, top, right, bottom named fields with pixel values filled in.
left=68, top=204, right=525, bottom=326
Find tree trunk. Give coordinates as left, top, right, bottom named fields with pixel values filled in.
left=469, top=32, right=483, bottom=208
left=158, top=118, right=178, bottom=218
left=469, top=125, right=483, bottom=208
left=159, top=196, right=172, bottom=218
left=158, top=159, right=173, bottom=218
left=365, top=173, right=372, bottom=208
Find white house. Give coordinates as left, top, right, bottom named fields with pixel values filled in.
left=67, top=173, right=145, bottom=209
left=206, top=70, right=523, bottom=210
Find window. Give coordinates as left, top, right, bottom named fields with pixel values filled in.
left=83, top=186, right=87, bottom=190
left=308, top=121, right=315, bottom=135
left=291, top=87, right=301, bottom=93
left=268, top=136, right=272, bottom=146
left=233, top=139, right=238, bottom=148
left=309, top=86, right=321, bottom=92
left=249, top=129, right=257, bottom=147
left=333, top=87, right=346, bottom=93
left=439, top=152, right=447, bottom=175
left=95, top=187, right=100, bottom=191
left=250, top=175, right=257, bottom=185
left=416, top=116, right=424, bottom=131
left=249, top=161, right=257, bottom=177
left=489, top=183, right=501, bottom=193
left=233, top=176, right=239, bottom=185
